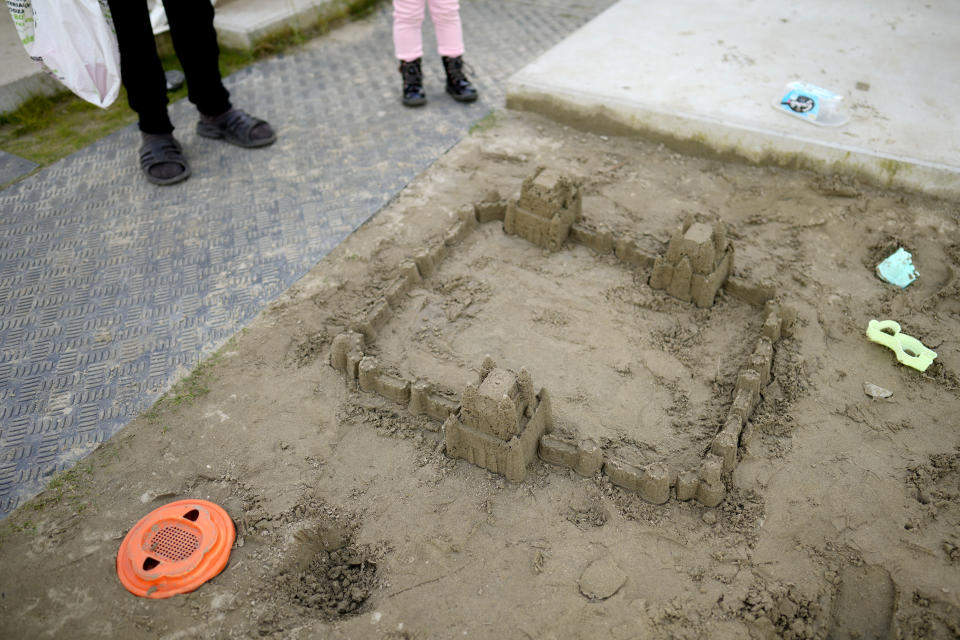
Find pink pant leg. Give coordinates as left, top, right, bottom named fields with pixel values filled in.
left=393, top=0, right=426, bottom=62
left=428, top=0, right=464, bottom=58
left=393, top=0, right=465, bottom=61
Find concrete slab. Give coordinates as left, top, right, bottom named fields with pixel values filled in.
left=214, top=0, right=337, bottom=50
left=0, top=150, right=36, bottom=184
left=0, top=14, right=63, bottom=114
left=507, top=0, right=960, bottom=199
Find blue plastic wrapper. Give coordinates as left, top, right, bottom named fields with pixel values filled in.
left=774, top=82, right=849, bottom=127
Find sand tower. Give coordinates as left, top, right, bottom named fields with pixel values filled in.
left=650, top=217, right=733, bottom=307
left=444, top=356, right=553, bottom=481
left=504, top=167, right=582, bottom=251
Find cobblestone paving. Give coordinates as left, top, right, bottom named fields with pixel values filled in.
left=0, top=0, right=615, bottom=517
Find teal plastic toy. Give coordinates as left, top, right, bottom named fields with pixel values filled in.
left=866, top=319, right=937, bottom=372
left=876, top=248, right=917, bottom=288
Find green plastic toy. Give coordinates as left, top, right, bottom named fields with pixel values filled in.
left=866, top=319, right=937, bottom=372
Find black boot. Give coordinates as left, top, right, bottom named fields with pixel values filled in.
left=399, top=58, right=426, bottom=107
left=442, top=55, right=478, bottom=102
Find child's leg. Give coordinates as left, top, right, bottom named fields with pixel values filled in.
left=393, top=0, right=427, bottom=61
left=428, top=0, right=474, bottom=101
left=427, top=0, right=465, bottom=57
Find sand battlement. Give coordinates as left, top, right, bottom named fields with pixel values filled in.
left=328, top=167, right=795, bottom=504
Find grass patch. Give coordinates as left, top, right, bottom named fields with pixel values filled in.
left=0, top=0, right=384, bottom=173
left=142, top=351, right=221, bottom=430
left=10, top=520, right=37, bottom=535
left=469, top=109, right=500, bottom=135
left=0, top=521, right=30, bottom=550
left=0, top=90, right=138, bottom=167
left=142, top=332, right=244, bottom=432
left=30, top=462, right=94, bottom=513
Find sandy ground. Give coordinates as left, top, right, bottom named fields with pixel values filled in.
left=1, top=110, right=959, bottom=640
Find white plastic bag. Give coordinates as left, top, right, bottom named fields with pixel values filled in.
left=7, top=0, right=121, bottom=108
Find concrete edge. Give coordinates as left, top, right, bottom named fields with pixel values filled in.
left=214, top=0, right=339, bottom=50
left=0, top=71, right=66, bottom=115
left=506, top=79, right=960, bottom=202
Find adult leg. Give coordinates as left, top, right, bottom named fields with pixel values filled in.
left=160, top=0, right=231, bottom=117
left=105, top=0, right=172, bottom=133
left=106, top=0, right=189, bottom=184
left=162, top=0, right=274, bottom=147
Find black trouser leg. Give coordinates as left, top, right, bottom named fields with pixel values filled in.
left=106, top=0, right=172, bottom=133
left=162, top=0, right=231, bottom=117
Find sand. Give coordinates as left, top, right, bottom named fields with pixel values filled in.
left=0, top=110, right=958, bottom=639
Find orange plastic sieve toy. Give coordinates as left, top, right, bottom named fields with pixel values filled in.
left=116, top=499, right=235, bottom=598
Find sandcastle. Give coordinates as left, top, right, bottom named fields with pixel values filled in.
left=328, top=167, right=796, bottom=507
left=504, top=166, right=582, bottom=251
left=650, top=216, right=733, bottom=308
left=443, top=357, right=553, bottom=482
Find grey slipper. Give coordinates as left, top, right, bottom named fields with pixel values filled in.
left=139, top=135, right=191, bottom=186
left=196, top=109, right=277, bottom=148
